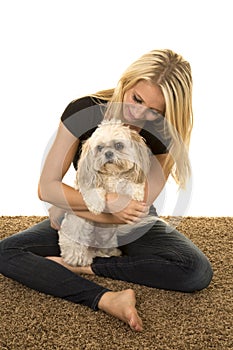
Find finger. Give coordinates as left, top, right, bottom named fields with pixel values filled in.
left=50, top=220, right=60, bottom=230
left=128, top=207, right=149, bottom=218
left=137, top=208, right=149, bottom=217
left=134, top=204, right=149, bottom=214
left=125, top=217, right=144, bottom=225
left=124, top=219, right=137, bottom=225
left=123, top=214, right=143, bottom=224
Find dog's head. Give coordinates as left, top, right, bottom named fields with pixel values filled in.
left=77, top=121, right=151, bottom=189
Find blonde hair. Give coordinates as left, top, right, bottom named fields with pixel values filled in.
left=91, top=49, right=193, bottom=188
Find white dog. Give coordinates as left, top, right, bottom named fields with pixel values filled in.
left=58, top=120, right=156, bottom=266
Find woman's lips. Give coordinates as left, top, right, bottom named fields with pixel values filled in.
left=127, top=106, right=136, bottom=120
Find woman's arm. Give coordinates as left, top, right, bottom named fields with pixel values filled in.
left=74, top=195, right=149, bottom=225
left=39, top=122, right=148, bottom=225
left=38, top=122, right=168, bottom=225
left=144, top=153, right=172, bottom=205
left=38, top=122, right=87, bottom=211
left=75, top=153, right=172, bottom=224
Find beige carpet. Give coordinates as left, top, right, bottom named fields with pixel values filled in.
left=0, top=216, right=232, bottom=350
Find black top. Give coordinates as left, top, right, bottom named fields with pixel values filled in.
left=61, top=96, right=170, bottom=169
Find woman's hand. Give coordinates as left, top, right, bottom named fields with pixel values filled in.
left=48, top=205, right=66, bottom=230
left=113, top=200, right=149, bottom=224
left=105, top=193, right=149, bottom=225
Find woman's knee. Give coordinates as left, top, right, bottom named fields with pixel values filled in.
left=184, top=254, right=213, bottom=292
left=0, top=236, right=17, bottom=274
left=0, top=235, right=15, bottom=255
left=0, top=233, right=23, bottom=265
left=0, top=231, right=28, bottom=253
left=0, top=221, right=60, bottom=267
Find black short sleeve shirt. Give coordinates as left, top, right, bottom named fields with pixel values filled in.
left=61, top=96, right=170, bottom=169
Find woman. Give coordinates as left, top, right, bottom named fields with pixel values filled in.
left=0, top=49, right=213, bottom=332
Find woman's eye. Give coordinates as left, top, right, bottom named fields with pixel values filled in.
left=149, top=109, right=164, bottom=119
left=132, top=94, right=142, bottom=104
left=114, top=142, right=124, bottom=150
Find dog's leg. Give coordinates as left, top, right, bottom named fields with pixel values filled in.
left=131, top=183, right=145, bottom=201
left=60, top=240, right=96, bottom=267
left=82, top=188, right=106, bottom=215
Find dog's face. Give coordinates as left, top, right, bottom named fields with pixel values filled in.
left=77, top=121, right=151, bottom=187
left=90, top=123, right=143, bottom=175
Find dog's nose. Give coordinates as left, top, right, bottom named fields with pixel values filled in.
left=105, top=151, right=114, bottom=159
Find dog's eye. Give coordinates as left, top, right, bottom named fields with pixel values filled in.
left=114, top=142, right=124, bottom=150
left=97, top=145, right=104, bottom=152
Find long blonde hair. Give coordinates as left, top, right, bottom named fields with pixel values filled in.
left=91, top=49, right=193, bottom=188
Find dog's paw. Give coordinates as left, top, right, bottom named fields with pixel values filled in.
left=72, top=246, right=96, bottom=266
left=82, top=188, right=106, bottom=215
left=79, top=248, right=96, bottom=266
left=96, top=248, right=122, bottom=258
left=62, top=245, right=95, bottom=267
left=109, top=248, right=122, bottom=257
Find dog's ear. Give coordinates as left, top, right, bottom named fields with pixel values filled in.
left=130, top=131, right=151, bottom=183
left=75, top=140, right=106, bottom=214
left=76, top=140, right=101, bottom=191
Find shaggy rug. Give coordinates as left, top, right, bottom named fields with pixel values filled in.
left=0, top=216, right=232, bottom=350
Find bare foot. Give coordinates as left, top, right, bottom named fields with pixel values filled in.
left=46, top=256, right=94, bottom=275
left=98, top=289, right=143, bottom=332
left=46, top=257, right=142, bottom=331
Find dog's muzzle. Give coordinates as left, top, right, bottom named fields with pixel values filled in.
left=105, top=151, right=114, bottom=162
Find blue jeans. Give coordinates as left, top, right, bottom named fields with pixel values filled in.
left=0, top=218, right=213, bottom=310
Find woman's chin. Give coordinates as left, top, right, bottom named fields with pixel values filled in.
left=122, top=117, right=144, bottom=129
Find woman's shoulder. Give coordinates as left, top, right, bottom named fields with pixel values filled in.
left=61, top=96, right=105, bottom=122
left=60, top=95, right=107, bottom=140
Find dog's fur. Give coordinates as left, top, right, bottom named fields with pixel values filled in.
left=58, top=120, right=154, bottom=266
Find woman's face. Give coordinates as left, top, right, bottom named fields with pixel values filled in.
left=123, top=80, right=165, bottom=126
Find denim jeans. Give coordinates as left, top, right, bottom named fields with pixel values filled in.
left=0, top=218, right=213, bottom=310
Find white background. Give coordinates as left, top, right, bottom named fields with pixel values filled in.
left=0, top=0, right=232, bottom=216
